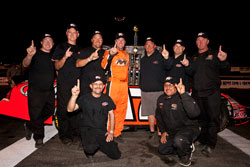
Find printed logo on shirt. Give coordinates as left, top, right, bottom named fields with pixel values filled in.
left=102, top=102, right=108, bottom=106
left=159, top=103, right=164, bottom=109
left=176, top=64, right=182, bottom=67
left=206, top=54, right=213, bottom=60
left=152, top=61, right=159, bottom=64
left=171, top=104, right=177, bottom=110
left=115, top=59, right=128, bottom=66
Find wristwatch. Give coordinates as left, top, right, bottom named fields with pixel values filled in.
left=109, top=130, right=114, bottom=134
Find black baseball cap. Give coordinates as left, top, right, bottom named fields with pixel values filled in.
left=197, top=32, right=208, bottom=39
left=67, top=23, right=79, bottom=31
left=174, top=39, right=185, bottom=47
left=115, top=32, right=125, bottom=40
left=92, top=30, right=102, bottom=37
left=91, top=75, right=105, bottom=84
left=164, top=76, right=179, bottom=85
left=41, top=33, right=53, bottom=40
left=145, top=37, right=155, bottom=44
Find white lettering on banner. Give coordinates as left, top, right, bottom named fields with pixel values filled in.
left=221, top=80, right=250, bottom=89
left=125, top=87, right=148, bottom=121
left=126, top=95, right=134, bottom=120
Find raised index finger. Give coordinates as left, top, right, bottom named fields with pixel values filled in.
left=163, top=44, right=166, bottom=50
left=183, top=54, right=186, bottom=60
left=77, top=79, right=80, bottom=88
left=95, top=48, right=100, bottom=53
left=219, top=45, right=222, bottom=52
left=179, top=78, right=183, bottom=85
left=31, top=40, right=34, bottom=47
left=67, top=47, right=71, bottom=52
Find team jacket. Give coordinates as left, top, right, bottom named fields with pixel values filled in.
left=101, top=49, right=129, bottom=82
left=192, top=48, right=230, bottom=97
left=155, top=93, right=200, bottom=135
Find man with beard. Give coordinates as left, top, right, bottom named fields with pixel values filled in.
left=67, top=76, right=121, bottom=160
left=156, top=77, right=200, bottom=166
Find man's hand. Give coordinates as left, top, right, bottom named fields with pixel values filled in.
left=180, top=54, right=189, bottom=67
left=105, top=132, right=114, bottom=142
left=26, top=40, right=36, bottom=57
left=160, top=132, right=169, bottom=144
left=109, top=44, right=118, bottom=56
left=65, top=47, right=73, bottom=59
left=89, top=49, right=100, bottom=61
left=71, top=79, right=80, bottom=97
left=161, top=44, right=169, bottom=59
left=175, top=78, right=185, bottom=94
left=217, top=45, right=227, bottom=61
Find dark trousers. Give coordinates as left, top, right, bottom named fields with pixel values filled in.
left=158, top=127, right=199, bottom=158
left=27, top=87, right=55, bottom=140
left=193, top=90, right=221, bottom=148
left=80, top=127, right=121, bottom=160
left=57, top=83, right=80, bottom=140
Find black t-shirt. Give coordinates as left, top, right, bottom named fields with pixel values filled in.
left=28, top=50, right=55, bottom=91
left=140, top=50, right=173, bottom=92
left=52, top=42, right=81, bottom=85
left=78, top=46, right=106, bottom=94
left=76, top=93, right=116, bottom=130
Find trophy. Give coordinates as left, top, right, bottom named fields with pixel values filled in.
left=130, top=26, right=140, bottom=85
left=133, top=25, right=139, bottom=47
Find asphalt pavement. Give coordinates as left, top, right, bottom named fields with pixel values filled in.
left=1, top=86, right=250, bottom=166
left=0, top=115, right=250, bottom=167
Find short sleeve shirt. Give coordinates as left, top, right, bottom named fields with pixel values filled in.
left=76, top=93, right=116, bottom=130
left=52, top=42, right=81, bottom=85
left=28, top=50, right=55, bottom=91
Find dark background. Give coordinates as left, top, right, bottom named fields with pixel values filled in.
left=1, top=2, right=249, bottom=66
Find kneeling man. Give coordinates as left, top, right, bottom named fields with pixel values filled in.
left=156, top=77, right=200, bottom=166
left=67, top=75, right=121, bottom=160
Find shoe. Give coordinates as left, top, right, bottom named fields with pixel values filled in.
left=35, top=139, right=44, bottom=148
left=191, top=143, right=195, bottom=153
left=194, top=141, right=205, bottom=151
left=114, top=135, right=125, bottom=143
left=178, top=144, right=193, bottom=167
left=149, top=131, right=155, bottom=140
left=24, top=122, right=32, bottom=140
left=86, top=155, right=94, bottom=162
left=201, top=145, right=213, bottom=157
left=77, top=142, right=83, bottom=151
left=178, top=152, right=192, bottom=167
left=61, top=138, right=73, bottom=145
left=165, top=154, right=175, bottom=164
left=123, top=125, right=130, bottom=131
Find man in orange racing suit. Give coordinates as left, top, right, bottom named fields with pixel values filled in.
left=101, top=33, right=129, bottom=143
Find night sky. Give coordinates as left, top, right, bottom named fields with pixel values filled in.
left=2, top=2, right=249, bottom=66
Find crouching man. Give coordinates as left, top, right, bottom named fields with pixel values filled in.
left=67, top=76, right=121, bottom=160
left=156, top=77, right=200, bottom=166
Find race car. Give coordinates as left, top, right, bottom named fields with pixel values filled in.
left=0, top=81, right=248, bottom=131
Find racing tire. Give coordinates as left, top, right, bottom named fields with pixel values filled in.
left=219, top=99, right=230, bottom=132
